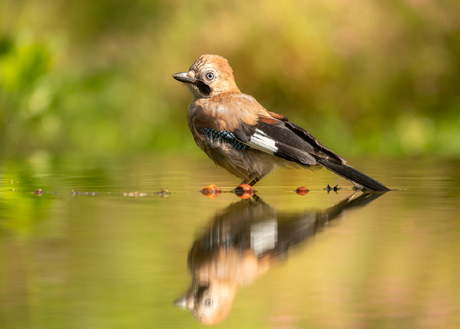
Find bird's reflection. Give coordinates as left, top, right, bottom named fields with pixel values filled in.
left=174, top=192, right=385, bottom=325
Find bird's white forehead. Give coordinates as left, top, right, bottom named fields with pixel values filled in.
left=191, top=62, right=218, bottom=74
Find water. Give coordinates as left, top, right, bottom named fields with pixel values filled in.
left=1, top=154, right=459, bottom=328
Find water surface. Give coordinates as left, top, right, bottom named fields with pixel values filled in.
left=1, top=154, right=459, bottom=328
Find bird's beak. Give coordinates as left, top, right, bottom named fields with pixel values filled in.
left=173, top=294, right=193, bottom=310
left=173, top=295, right=187, bottom=308
left=172, top=72, right=197, bottom=84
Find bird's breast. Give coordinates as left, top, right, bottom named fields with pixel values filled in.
left=188, top=93, right=265, bottom=132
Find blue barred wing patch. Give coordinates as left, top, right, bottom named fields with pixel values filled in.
left=201, top=127, right=249, bottom=150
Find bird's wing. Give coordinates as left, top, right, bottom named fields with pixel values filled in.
left=234, top=112, right=347, bottom=166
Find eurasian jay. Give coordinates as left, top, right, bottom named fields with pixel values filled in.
left=172, top=54, right=389, bottom=191
left=174, top=192, right=385, bottom=324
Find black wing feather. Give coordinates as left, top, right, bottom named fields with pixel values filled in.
left=244, top=119, right=346, bottom=165
left=283, top=121, right=346, bottom=164
left=234, top=124, right=255, bottom=143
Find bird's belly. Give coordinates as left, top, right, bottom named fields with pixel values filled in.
left=199, top=138, right=298, bottom=180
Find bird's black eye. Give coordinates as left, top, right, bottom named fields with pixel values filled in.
left=204, top=299, right=213, bottom=307
left=205, top=72, right=214, bottom=80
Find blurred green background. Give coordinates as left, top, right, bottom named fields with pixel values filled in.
left=1, top=0, right=460, bottom=158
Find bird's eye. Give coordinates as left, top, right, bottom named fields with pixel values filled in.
left=205, top=72, right=214, bottom=80
left=204, top=299, right=213, bottom=307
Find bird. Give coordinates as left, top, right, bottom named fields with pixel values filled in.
left=174, top=192, right=385, bottom=324
left=172, top=54, right=390, bottom=191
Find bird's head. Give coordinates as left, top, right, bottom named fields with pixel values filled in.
left=174, top=280, right=237, bottom=325
left=173, top=54, right=240, bottom=100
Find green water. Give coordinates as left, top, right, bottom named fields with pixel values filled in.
left=1, top=154, right=459, bottom=328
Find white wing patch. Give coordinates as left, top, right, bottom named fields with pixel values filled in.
left=251, top=218, right=278, bottom=257
left=246, top=129, right=278, bottom=154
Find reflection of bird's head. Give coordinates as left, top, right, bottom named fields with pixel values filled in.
left=174, top=280, right=237, bottom=325
left=172, top=54, right=240, bottom=100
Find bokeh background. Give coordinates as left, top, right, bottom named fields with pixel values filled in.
left=1, top=0, right=460, bottom=157
left=2, top=3, right=460, bottom=328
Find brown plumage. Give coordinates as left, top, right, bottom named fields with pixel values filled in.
left=173, top=54, right=390, bottom=191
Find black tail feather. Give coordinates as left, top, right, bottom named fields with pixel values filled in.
left=317, top=159, right=390, bottom=191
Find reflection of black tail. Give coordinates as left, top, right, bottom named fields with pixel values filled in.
left=318, top=191, right=386, bottom=224
left=318, top=158, right=390, bottom=191
left=275, top=191, right=386, bottom=259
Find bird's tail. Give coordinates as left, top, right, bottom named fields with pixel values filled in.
left=317, top=158, right=390, bottom=191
